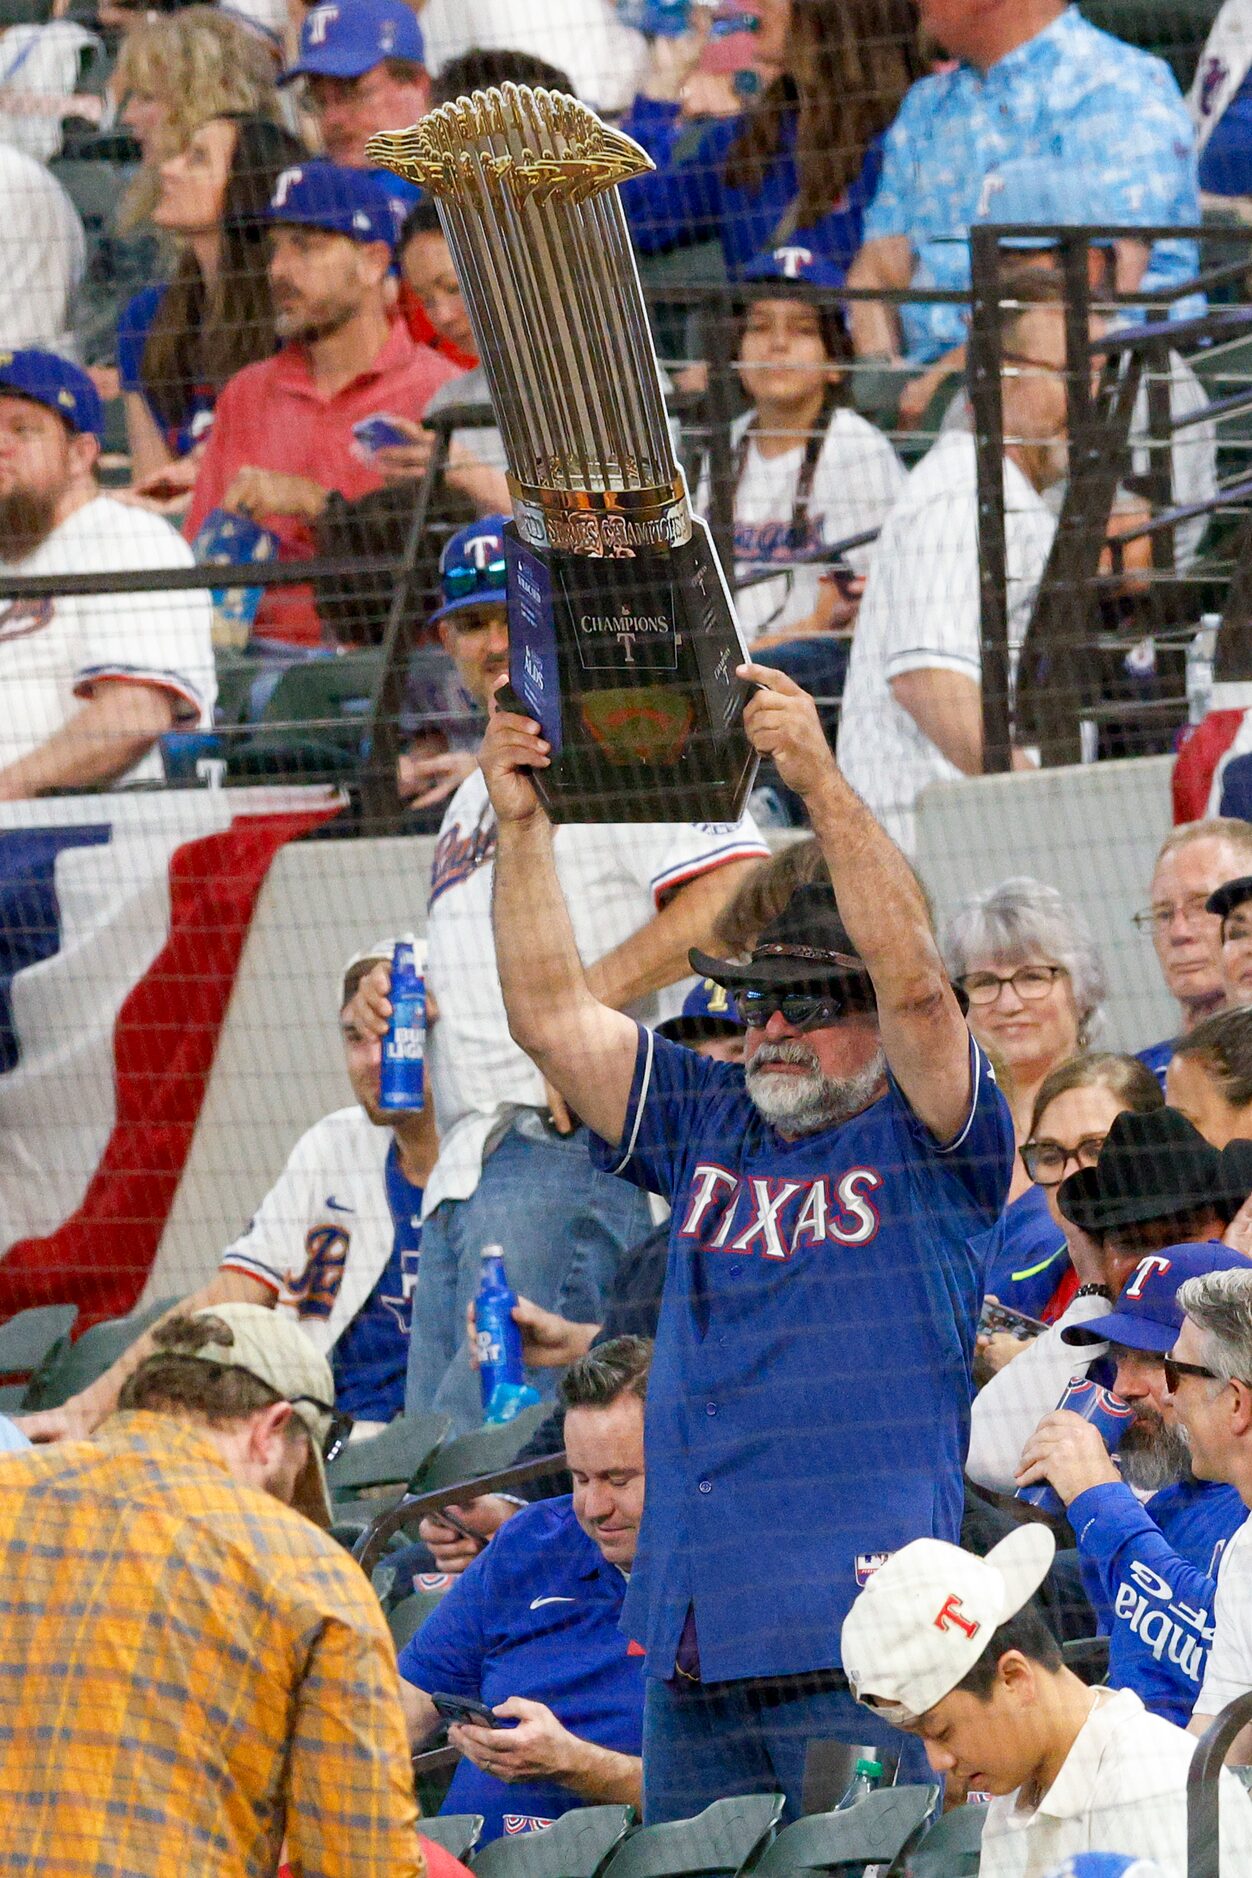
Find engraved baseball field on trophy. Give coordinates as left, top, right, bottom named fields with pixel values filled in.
left=368, top=85, right=758, bottom=822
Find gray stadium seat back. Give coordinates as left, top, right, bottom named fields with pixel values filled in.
left=414, top=1402, right=551, bottom=1492
left=422, top=1814, right=485, bottom=1862
left=472, top=1804, right=636, bottom=1878
left=0, top=1304, right=78, bottom=1378
left=751, top=1787, right=939, bottom=1878
left=25, top=1297, right=175, bottom=1409
left=598, top=1794, right=784, bottom=1878
left=905, top=1803, right=986, bottom=1878
left=387, top=1586, right=451, bottom=1651
left=326, top=1412, right=451, bottom=1493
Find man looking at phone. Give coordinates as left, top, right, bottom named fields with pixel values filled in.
left=397, top=1339, right=649, bottom=1840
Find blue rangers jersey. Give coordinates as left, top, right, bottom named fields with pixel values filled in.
left=591, top=1025, right=1012, bottom=1682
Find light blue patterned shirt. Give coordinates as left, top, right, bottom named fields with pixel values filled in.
left=862, top=6, right=1200, bottom=363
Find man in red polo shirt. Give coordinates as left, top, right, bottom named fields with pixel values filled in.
left=184, top=161, right=457, bottom=647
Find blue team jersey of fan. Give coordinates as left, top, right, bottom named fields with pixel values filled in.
left=590, top=1026, right=1013, bottom=1682
left=974, top=1182, right=1069, bottom=1320
left=1070, top=1476, right=1245, bottom=1725
left=398, top=1497, right=645, bottom=1840
left=861, top=5, right=1200, bottom=363
left=331, top=1142, right=421, bottom=1422
left=1136, top=1036, right=1175, bottom=1089
left=117, top=285, right=217, bottom=459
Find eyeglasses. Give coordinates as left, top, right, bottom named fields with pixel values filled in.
left=1020, top=1133, right=1107, bottom=1186
left=957, top=964, right=1065, bottom=1006
left=736, top=988, right=846, bottom=1031
left=1131, top=896, right=1216, bottom=933
left=443, top=556, right=507, bottom=603
left=1162, top=1358, right=1220, bottom=1392
left=291, top=1394, right=354, bottom=1464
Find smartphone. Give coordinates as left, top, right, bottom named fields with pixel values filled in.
left=353, top=413, right=411, bottom=455
left=430, top=1506, right=488, bottom=1551
left=431, top=1691, right=512, bottom=1729
left=979, top=1298, right=1048, bottom=1341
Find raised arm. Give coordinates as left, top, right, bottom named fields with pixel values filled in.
left=740, top=661, right=971, bottom=1141
left=483, top=692, right=641, bottom=1146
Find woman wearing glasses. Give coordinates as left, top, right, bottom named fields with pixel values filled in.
left=942, top=879, right=1110, bottom=1323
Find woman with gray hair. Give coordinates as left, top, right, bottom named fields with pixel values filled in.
left=942, top=878, right=1110, bottom=1327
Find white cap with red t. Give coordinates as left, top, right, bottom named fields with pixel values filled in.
left=841, top=1525, right=1056, bottom=1726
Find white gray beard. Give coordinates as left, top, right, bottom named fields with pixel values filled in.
left=745, top=1040, right=888, bottom=1136
left=1118, top=1411, right=1193, bottom=1494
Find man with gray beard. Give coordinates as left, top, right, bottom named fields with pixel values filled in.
left=478, top=662, right=1015, bottom=1819
left=1016, top=1242, right=1249, bottom=1725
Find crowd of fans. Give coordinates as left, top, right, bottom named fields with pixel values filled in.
left=14, top=2, right=1252, bottom=1876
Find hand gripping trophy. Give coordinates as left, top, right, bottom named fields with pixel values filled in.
left=368, top=85, right=758, bottom=822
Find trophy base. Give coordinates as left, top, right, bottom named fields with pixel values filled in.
left=505, top=517, right=758, bottom=824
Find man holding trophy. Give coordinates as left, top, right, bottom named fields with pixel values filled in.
left=371, top=85, right=1012, bottom=1815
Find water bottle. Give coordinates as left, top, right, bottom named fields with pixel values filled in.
left=1016, top=1377, right=1136, bottom=1519
left=835, top=1757, right=883, bottom=1810
left=379, top=939, right=425, bottom=1112
left=474, top=1246, right=540, bottom=1424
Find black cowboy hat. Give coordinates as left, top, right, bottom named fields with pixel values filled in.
left=689, top=881, right=877, bottom=1006
left=1057, top=1106, right=1252, bottom=1234
left=1207, top=875, right=1252, bottom=922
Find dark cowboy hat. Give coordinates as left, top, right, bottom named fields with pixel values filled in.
left=689, top=881, right=877, bottom=1006
left=1057, top=1106, right=1252, bottom=1234
left=1206, top=874, right=1252, bottom=922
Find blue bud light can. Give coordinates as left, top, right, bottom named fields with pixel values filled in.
left=379, top=939, right=425, bottom=1111
left=1016, top=1377, right=1137, bottom=1519
left=475, top=1245, right=539, bottom=1424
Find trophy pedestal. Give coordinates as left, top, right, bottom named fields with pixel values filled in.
left=505, top=518, right=758, bottom=824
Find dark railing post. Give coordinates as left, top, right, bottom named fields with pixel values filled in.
left=969, top=223, right=1013, bottom=775
left=1187, top=1689, right=1252, bottom=1878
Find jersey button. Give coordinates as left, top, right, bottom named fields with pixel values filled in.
left=728, top=1262, right=742, bottom=1276
left=705, top=1402, right=718, bottom=1417
left=698, top=1479, right=713, bottom=1494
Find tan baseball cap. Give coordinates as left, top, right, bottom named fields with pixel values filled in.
left=841, top=1526, right=1056, bottom=1725
left=190, top=1302, right=337, bottom=1528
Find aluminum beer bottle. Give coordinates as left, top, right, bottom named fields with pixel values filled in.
left=1016, top=1377, right=1137, bottom=1518
left=379, top=939, right=425, bottom=1111
left=475, top=1245, right=540, bottom=1424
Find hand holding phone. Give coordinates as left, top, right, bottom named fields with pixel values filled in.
left=431, top=1691, right=514, bottom=1730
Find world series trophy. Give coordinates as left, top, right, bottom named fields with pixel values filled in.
left=367, top=86, right=758, bottom=823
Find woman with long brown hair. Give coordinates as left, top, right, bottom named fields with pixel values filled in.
left=620, top=0, right=923, bottom=277
left=117, top=113, right=304, bottom=486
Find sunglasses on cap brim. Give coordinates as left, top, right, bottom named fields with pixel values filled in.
left=290, top=1394, right=354, bottom=1464
left=442, top=556, right=507, bottom=601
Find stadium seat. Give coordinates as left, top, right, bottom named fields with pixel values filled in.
left=410, top=1403, right=552, bottom=1494
left=749, top=1786, right=939, bottom=1878
left=0, top=1304, right=77, bottom=1383
left=472, top=1804, right=636, bottom=1878
left=23, top=1298, right=175, bottom=1411
left=387, top=1585, right=452, bottom=1651
left=1081, top=0, right=1214, bottom=88
left=326, top=1412, right=451, bottom=1495
left=597, top=1794, right=785, bottom=1878
left=904, top=1803, right=986, bottom=1878
left=422, top=1815, right=485, bottom=1862
left=226, top=651, right=384, bottom=783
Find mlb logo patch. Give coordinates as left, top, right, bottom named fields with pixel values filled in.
left=855, top=1552, right=892, bottom=1586
left=503, top=1817, right=557, bottom=1835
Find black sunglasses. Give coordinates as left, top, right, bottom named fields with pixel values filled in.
left=1162, top=1358, right=1219, bottom=1392
left=735, top=988, right=846, bottom=1031
left=291, top=1394, right=354, bottom=1463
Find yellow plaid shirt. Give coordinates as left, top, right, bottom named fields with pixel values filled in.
left=0, top=1412, right=423, bottom=1878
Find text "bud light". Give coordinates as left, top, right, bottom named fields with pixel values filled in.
left=380, top=939, right=425, bottom=1112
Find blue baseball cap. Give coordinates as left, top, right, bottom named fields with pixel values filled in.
left=974, top=157, right=1117, bottom=250
left=1062, top=1241, right=1251, bottom=1354
left=280, top=0, right=424, bottom=84
left=265, top=161, right=398, bottom=248
left=657, top=978, right=744, bottom=1044
left=430, top=516, right=509, bottom=627
left=0, top=349, right=103, bottom=440
left=1044, top=1857, right=1164, bottom=1878
left=742, top=244, right=847, bottom=290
